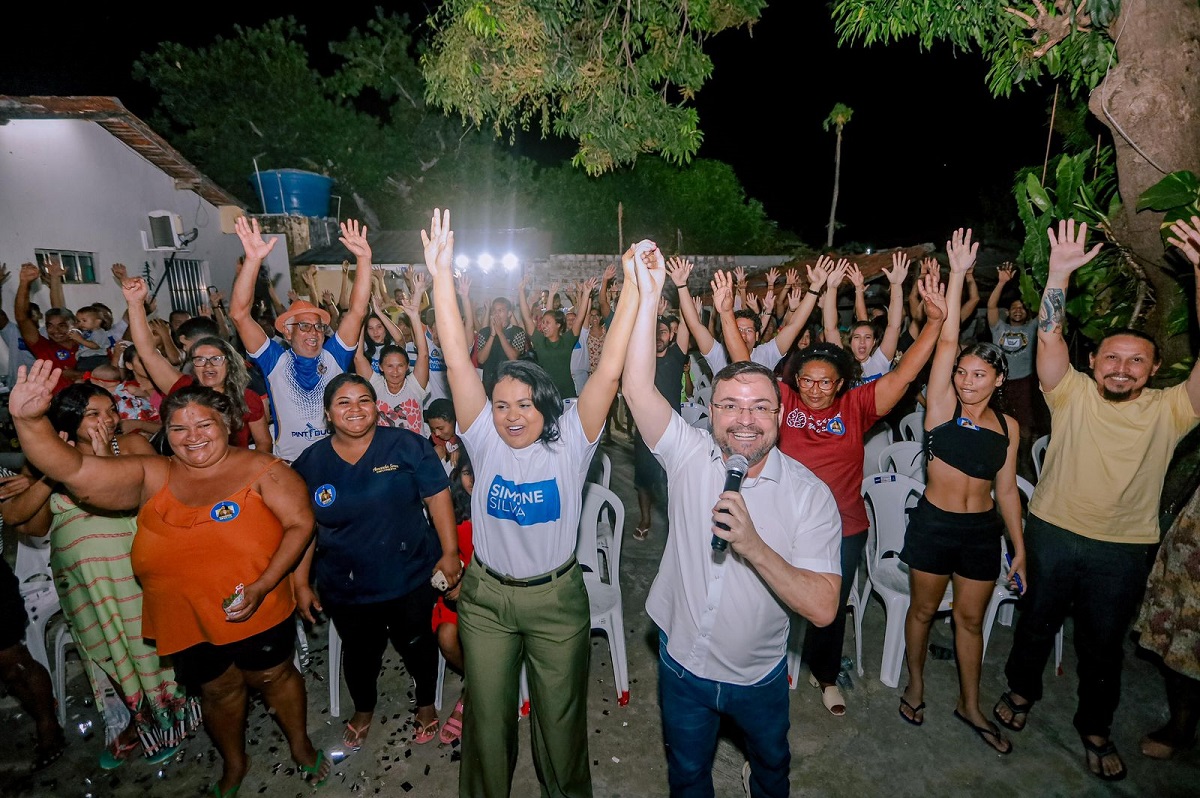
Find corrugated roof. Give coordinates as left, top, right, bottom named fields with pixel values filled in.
left=0, top=95, right=244, bottom=209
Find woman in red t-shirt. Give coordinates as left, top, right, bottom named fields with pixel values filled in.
left=121, top=279, right=271, bottom=450
left=774, top=266, right=946, bottom=717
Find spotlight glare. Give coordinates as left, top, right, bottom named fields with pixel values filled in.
left=455, top=255, right=470, bottom=269
left=502, top=253, right=519, bottom=271
left=477, top=253, right=495, bottom=272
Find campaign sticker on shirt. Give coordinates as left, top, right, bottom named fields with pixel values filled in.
left=827, top=417, right=847, bottom=436
left=486, top=476, right=562, bottom=526
left=55, top=349, right=71, bottom=361
left=957, top=417, right=980, bottom=431
left=210, top=501, right=240, bottom=522
left=314, top=484, right=337, bottom=507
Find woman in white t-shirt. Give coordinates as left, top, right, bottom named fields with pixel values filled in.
left=354, top=295, right=430, bottom=434
left=422, top=207, right=641, bottom=798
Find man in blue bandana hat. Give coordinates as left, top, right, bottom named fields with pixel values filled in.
left=230, top=216, right=374, bottom=461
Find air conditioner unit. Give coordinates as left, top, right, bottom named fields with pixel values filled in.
left=142, top=211, right=187, bottom=251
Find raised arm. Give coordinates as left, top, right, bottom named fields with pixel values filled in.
left=423, top=209, right=488, bottom=429
left=821, top=258, right=849, bottom=348
left=926, top=228, right=977, bottom=423
left=578, top=247, right=641, bottom=440
left=1167, top=216, right=1200, bottom=414
left=987, top=263, right=1017, bottom=328
left=121, top=278, right=183, bottom=393
left=457, top=272, right=475, bottom=344
left=334, top=220, right=375, bottom=346
left=771, top=261, right=830, bottom=355
left=874, top=271, right=946, bottom=416
left=337, top=261, right=352, bottom=312
left=598, top=263, right=616, bottom=320
left=516, top=273, right=537, bottom=337
left=571, top=279, right=595, bottom=337
left=229, top=217, right=277, bottom=354
left=713, top=271, right=747, bottom=362
left=878, top=252, right=909, bottom=361
left=403, top=280, right=430, bottom=390
left=847, top=264, right=868, bottom=322
left=622, top=244, right=673, bottom=448
left=669, top=257, right=716, bottom=356
left=9, top=361, right=155, bottom=510
left=1037, top=219, right=1103, bottom=392
left=14, top=264, right=44, bottom=347
left=44, top=259, right=66, bottom=312
left=961, top=267, right=980, bottom=322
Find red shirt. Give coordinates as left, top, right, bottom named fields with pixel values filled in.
left=28, top=336, right=78, bottom=393
left=778, top=380, right=880, bottom=537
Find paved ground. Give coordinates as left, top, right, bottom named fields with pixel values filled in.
left=2, top=426, right=1199, bottom=797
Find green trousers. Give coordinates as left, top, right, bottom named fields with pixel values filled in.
left=457, top=558, right=593, bottom=798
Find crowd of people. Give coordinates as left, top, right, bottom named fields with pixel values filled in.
left=0, top=209, right=1198, bottom=798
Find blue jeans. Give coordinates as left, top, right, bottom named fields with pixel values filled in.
left=1003, top=514, right=1153, bottom=738
left=657, top=634, right=790, bottom=798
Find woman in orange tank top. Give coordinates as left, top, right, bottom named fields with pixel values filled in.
left=9, top=364, right=329, bottom=797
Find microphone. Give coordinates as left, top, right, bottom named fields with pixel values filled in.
left=712, top=454, right=750, bottom=552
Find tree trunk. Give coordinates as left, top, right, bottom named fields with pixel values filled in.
left=1087, top=0, right=1200, bottom=368
left=826, top=128, right=843, bottom=249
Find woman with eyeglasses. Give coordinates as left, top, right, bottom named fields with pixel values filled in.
left=122, top=278, right=271, bottom=451
left=772, top=267, right=946, bottom=718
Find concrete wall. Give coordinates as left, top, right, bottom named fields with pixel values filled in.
left=0, top=118, right=259, bottom=319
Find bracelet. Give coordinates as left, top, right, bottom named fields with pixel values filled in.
left=673, top=283, right=687, bottom=289
left=807, top=288, right=821, bottom=297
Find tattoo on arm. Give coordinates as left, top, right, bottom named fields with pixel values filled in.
left=1039, top=289, right=1065, bottom=334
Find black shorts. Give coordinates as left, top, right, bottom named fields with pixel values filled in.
left=900, top=495, right=1003, bottom=582
left=171, top=616, right=296, bottom=690
left=0, top=557, right=28, bottom=651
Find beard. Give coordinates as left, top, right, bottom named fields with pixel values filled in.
left=713, top=422, right=776, bottom=466
left=1099, top=374, right=1140, bottom=402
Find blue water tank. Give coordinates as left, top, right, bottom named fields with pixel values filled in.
left=250, top=169, right=334, bottom=217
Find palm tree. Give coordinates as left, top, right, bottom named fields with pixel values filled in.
left=823, top=103, right=854, bottom=248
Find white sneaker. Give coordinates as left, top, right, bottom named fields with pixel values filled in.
left=742, top=760, right=751, bottom=795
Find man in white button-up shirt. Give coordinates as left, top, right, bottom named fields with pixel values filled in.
left=623, top=244, right=842, bottom=798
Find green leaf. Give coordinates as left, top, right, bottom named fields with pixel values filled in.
left=1137, top=171, right=1200, bottom=212
left=1025, top=173, right=1053, bottom=213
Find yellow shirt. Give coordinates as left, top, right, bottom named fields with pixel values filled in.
left=1029, top=367, right=1198, bottom=544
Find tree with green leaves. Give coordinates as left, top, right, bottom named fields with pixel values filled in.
left=823, top=103, right=854, bottom=248
left=830, top=0, right=1200, bottom=365
left=420, top=0, right=767, bottom=176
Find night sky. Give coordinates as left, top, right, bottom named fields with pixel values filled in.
left=5, top=3, right=1054, bottom=252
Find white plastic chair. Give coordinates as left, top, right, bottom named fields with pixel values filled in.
left=693, top=384, right=712, bottom=408
left=575, top=483, right=630, bottom=705
left=898, top=410, right=924, bottom=442
left=1032, top=434, right=1049, bottom=481
left=434, top=650, right=530, bottom=718
left=14, top=534, right=74, bottom=726
left=786, top=560, right=868, bottom=688
left=878, top=440, right=926, bottom=482
left=590, top=450, right=612, bottom=490
left=679, top=402, right=709, bottom=428
left=861, top=472, right=946, bottom=688
left=862, top=421, right=894, bottom=478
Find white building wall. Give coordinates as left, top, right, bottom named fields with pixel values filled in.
left=0, top=118, right=258, bottom=319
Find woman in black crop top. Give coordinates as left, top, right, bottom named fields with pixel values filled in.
left=897, top=228, right=1025, bottom=756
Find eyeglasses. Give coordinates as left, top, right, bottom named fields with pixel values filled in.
left=191, top=355, right=227, bottom=367
left=710, top=402, right=779, bottom=418
left=798, top=376, right=838, bottom=391
left=287, top=321, right=330, bottom=334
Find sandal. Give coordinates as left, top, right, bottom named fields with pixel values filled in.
left=414, top=717, right=439, bottom=745
left=1082, top=736, right=1127, bottom=781
left=954, top=710, right=1013, bottom=755
left=439, top=699, right=464, bottom=745
left=210, top=784, right=241, bottom=798
left=898, top=696, right=925, bottom=727
left=32, top=735, right=67, bottom=772
left=99, top=737, right=141, bottom=770
left=633, top=526, right=650, bottom=541
left=343, top=719, right=372, bottom=751
left=993, top=691, right=1032, bottom=732
left=299, top=750, right=331, bottom=787
left=820, top=685, right=846, bottom=717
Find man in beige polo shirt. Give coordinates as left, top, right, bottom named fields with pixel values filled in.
left=993, top=219, right=1200, bottom=782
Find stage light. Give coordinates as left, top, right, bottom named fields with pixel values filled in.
left=502, top=253, right=519, bottom=271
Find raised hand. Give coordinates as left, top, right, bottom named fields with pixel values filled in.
left=234, top=216, right=278, bottom=262
left=946, top=228, right=979, bottom=274
left=1167, top=215, right=1200, bottom=268
left=287, top=289, right=300, bottom=304
left=763, top=288, right=775, bottom=313
left=667, top=256, right=694, bottom=288
left=847, top=264, right=865, bottom=289
left=785, top=267, right=800, bottom=287
left=806, top=258, right=831, bottom=291
left=0, top=264, right=9, bottom=286
left=883, top=252, right=911, bottom=284
left=996, top=262, right=1018, bottom=285
left=43, top=259, right=65, bottom=281
left=918, top=271, right=947, bottom=323
left=1046, top=219, right=1101, bottom=277
left=603, top=263, right=617, bottom=283
left=630, top=240, right=665, bottom=297
left=9, top=362, right=60, bottom=421
left=787, top=286, right=803, bottom=311
left=402, top=290, right=422, bottom=320
left=409, top=270, right=429, bottom=300
left=420, top=208, right=455, bottom=279
left=734, top=265, right=747, bottom=286
left=111, top=262, right=129, bottom=283
left=710, top=271, right=735, bottom=315
left=766, top=267, right=779, bottom=287
left=824, top=257, right=849, bottom=291
left=920, top=257, right=939, bottom=277
left=456, top=271, right=472, bottom=297
left=121, top=277, right=149, bottom=307
left=658, top=296, right=670, bottom=317
left=692, top=296, right=703, bottom=317
left=339, top=219, right=372, bottom=261
left=744, top=292, right=761, bottom=314
left=19, top=263, right=40, bottom=285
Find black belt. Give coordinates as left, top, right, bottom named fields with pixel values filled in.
left=478, top=557, right=577, bottom=588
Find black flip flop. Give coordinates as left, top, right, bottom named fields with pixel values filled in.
left=1082, top=736, right=1127, bottom=781
left=993, top=691, right=1032, bottom=732
left=898, top=696, right=925, bottom=727
left=954, top=710, right=1013, bottom=755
